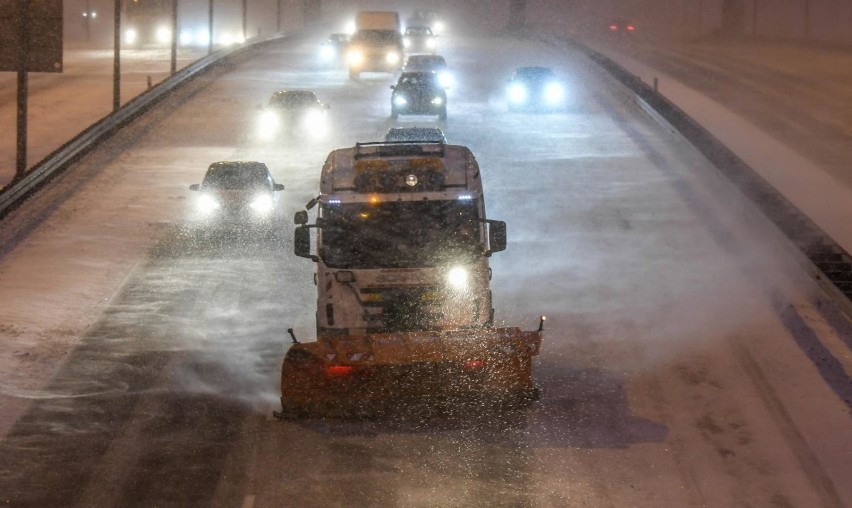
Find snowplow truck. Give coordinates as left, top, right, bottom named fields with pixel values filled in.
left=277, top=142, right=543, bottom=417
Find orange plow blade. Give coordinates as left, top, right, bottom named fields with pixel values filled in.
left=275, top=326, right=543, bottom=419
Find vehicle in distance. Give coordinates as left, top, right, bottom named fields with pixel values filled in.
left=355, top=11, right=401, bottom=32
left=505, top=66, right=567, bottom=112
left=346, top=29, right=404, bottom=79
left=257, top=90, right=330, bottom=140
left=406, top=9, right=444, bottom=34
left=319, top=33, right=349, bottom=65
left=188, top=161, right=284, bottom=237
left=403, top=26, right=437, bottom=54
left=403, top=54, right=452, bottom=87
left=608, top=18, right=636, bottom=36
left=390, top=72, right=447, bottom=120
left=384, top=126, right=447, bottom=143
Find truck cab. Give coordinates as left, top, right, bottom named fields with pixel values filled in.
left=295, top=142, right=506, bottom=338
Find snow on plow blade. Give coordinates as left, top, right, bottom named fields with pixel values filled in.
left=275, top=326, right=543, bottom=418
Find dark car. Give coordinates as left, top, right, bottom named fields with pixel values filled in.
left=384, top=126, right=447, bottom=143
left=406, top=9, right=444, bottom=34
left=403, top=26, right=437, bottom=54
left=257, top=90, right=330, bottom=140
left=390, top=72, right=448, bottom=120
left=189, top=161, right=285, bottom=237
left=505, top=66, right=567, bottom=112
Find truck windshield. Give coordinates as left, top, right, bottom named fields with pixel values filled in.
left=320, top=200, right=482, bottom=269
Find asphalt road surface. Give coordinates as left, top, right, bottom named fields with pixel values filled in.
left=0, top=32, right=850, bottom=507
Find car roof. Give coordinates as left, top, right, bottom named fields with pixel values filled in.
left=405, top=54, right=445, bottom=66
left=203, top=161, right=272, bottom=187
left=269, top=90, right=320, bottom=107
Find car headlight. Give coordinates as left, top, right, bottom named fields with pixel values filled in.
left=180, top=31, right=194, bottom=46
left=393, top=95, right=408, bottom=106
left=433, top=21, right=445, bottom=33
left=197, top=193, right=220, bottom=214
left=250, top=193, right=274, bottom=215
left=426, top=38, right=436, bottom=49
left=347, top=49, right=364, bottom=66
left=304, top=109, right=328, bottom=136
left=258, top=111, right=280, bottom=139
left=446, top=266, right=469, bottom=290
left=156, top=25, right=171, bottom=44
left=544, top=82, right=565, bottom=104
left=431, top=96, right=444, bottom=105
left=320, top=45, right=335, bottom=61
left=508, top=83, right=528, bottom=104
left=386, top=51, right=400, bottom=65
left=124, top=29, right=137, bottom=45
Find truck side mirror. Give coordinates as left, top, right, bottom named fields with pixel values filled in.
left=294, top=226, right=316, bottom=260
left=189, top=184, right=200, bottom=191
left=486, top=220, right=506, bottom=254
left=294, top=210, right=308, bottom=225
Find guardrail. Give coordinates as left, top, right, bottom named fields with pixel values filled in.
left=0, top=33, right=291, bottom=220
left=556, top=37, right=852, bottom=313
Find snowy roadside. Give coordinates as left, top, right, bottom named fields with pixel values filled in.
left=580, top=39, right=852, bottom=255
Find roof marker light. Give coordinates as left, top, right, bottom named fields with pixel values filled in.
left=458, top=194, right=474, bottom=201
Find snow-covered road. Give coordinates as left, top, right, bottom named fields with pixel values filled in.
left=0, top=32, right=850, bottom=506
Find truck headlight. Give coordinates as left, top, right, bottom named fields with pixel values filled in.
left=386, top=51, right=400, bottom=65
left=447, top=267, right=468, bottom=290
left=347, top=49, right=364, bottom=66
left=250, top=194, right=274, bottom=215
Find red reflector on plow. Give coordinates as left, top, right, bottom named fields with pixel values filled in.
left=325, top=365, right=354, bottom=377
left=463, top=359, right=485, bottom=371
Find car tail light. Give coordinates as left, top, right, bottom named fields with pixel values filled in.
left=627, top=25, right=635, bottom=31
left=325, top=365, right=354, bottom=377
left=609, top=24, right=618, bottom=31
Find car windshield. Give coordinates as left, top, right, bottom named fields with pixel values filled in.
left=320, top=200, right=481, bottom=269
left=269, top=92, right=318, bottom=109
left=514, top=67, right=555, bottom=82
left=202, top=164, right=271, bottom=190
left=398, top=73, right=437, bottom=86
left=406, top=27, right=432, bottom=36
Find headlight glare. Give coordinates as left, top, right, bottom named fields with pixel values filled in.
left=431, top=96, right=444, bottom=105
left=508, top=83, right=527, bottom=104
left=197, top=193, right=219, bottom=214
left=250, top=194, right=274, bottom=214
left=447, top=267, right=469, bottom=290
left=393, top=95, right=408, bottom=106
left=544, top=82, right=565, bottom=104
left=386, top=51, right=400, bottom=64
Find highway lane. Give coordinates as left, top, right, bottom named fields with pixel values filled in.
left=0, top=32, right=850, bottom=507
